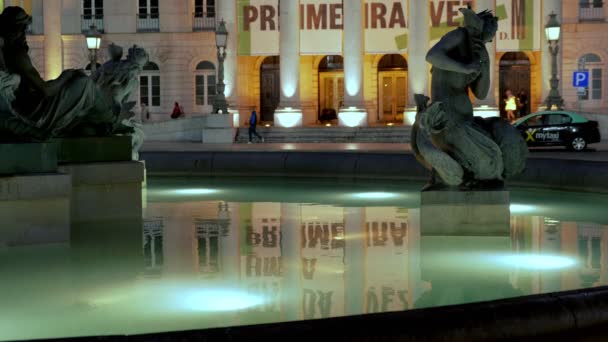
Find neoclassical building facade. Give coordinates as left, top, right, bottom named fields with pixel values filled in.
left=2, top=0, right=605, bottom=127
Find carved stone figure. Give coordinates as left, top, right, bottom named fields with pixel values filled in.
left=412, top=7, right=527, bottom=190
left=0, top=6, right=146, bottom=151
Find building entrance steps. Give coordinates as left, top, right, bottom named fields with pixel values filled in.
left=234, top=126, right=411, bottom=143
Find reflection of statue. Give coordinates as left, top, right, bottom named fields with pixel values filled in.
left=0, top=6, right=146, bottom=148
left=412, top=7, right=527, bottom=190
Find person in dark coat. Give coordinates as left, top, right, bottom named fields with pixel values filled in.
left=248, top=110, right=264, bottom=144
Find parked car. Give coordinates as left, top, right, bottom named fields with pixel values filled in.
left=512, top=111, right=601, bottom=151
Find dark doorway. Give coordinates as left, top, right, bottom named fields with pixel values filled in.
left=499, top=52, right=531, bottom=119
left=260, top=56, right=280, bottom=122
left=318, top=55, right=344, bottom=123
left=377, top=54, right=408, bottom=123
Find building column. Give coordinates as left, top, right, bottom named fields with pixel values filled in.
left=42, top=0, right=62, bottom=80
left=476, top=0, right=497, bottom=108
left=216, top=0, right=238, bottom=107
left=404, top=0, right=430, bottom=124
left=278, top=0, right=300, bottom=109
left=273, top=0, right=303, bottom=127
left=407, top=0, right=429, bottom=108
left=339, top=0, right=367, bottom=127
left=541, top=0, right=563, bottom=109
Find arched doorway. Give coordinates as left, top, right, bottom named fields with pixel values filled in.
left=194, top=60, right=216, bottom=114
left=499, top=52, right=530, bottom=119
left=260, top=56, right=280, bottom=122
left=318, top=55, right=344, bottom=123
left=377, top=54, right=408, bottom=123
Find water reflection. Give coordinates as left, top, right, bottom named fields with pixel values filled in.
left=2, top=181, right=608, bottom=340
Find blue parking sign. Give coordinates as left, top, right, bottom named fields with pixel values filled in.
left=573, top=71, right=589, bottom=87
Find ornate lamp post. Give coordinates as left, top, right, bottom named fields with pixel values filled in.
left=544, top=12, right=564, bottom=110
left=84, top=24, right=102, bottom=74
left=213, top=19, right=229, bottom=114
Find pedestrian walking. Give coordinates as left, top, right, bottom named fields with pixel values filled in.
left=248, top=110, right=264, bottom=144
left=170, top=102, right=183, bottom=119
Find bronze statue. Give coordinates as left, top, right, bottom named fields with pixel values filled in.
left=0, top=6, right=146, bottom=146
left=412, top=7, right=527, bottom=190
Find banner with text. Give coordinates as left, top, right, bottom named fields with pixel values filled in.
left=495, top=0, right=541, bottom=51
left=300, top=0, right=343, bottom=55
left=429, top=0, right=475, bottom=48
left=237, top=0, right=280, bottom=56
left=364, top=0, right=409, bottom=53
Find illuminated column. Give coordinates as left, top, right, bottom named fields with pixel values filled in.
left=407, top=0, right=429, bottom=107
left=476, top=0, right=497, bottom=108
left=43, top=0, right=62, bottom=80
left=407, top=209, right=423, bottom=308
left=217, top=0, right=238, bottom=106
left=281, top=203, right=302, bottom=320
left=339, top=0, right=367, bottom=127
left=278, top=0, right=300, bottom=108
left=344, top=207, right=365, bottom=315
left=541, top=1, right=562, bottom=109
left=274, top=0, right=303, bottom=127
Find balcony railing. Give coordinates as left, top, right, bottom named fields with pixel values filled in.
left=193, top=13, right=215, bottom=31
left=580, top=7, right=605, bottom=21
left=81, top=15, right=105, bottom=33
left=137, top=13, right=160, bottom=32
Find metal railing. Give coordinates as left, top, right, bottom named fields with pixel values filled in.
left=81, top=15, right=105, bottom=33
left=580, top=6, right=605, bottom=21
left=136, top=13, right=160, bottom=32
left=193, top=13, right=215, bottom=31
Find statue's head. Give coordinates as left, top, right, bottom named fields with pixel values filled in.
left=460, top=7, right=498, bottom=43
left=108, top=43, right=123, bottom=61
left=0, top=7, right=32, bottom=37
left=127, top=45, right=149, bottom=68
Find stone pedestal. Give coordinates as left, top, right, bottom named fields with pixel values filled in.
left=0, top=174, right=71, bottom=246
left=55, top=136, right=132, bottom=164
left=202, top=114, right=237, bottom=143
left=0, top=142, right=58, bottom=175
left=59, top=161, right=145, bottom=223
left=420, top=191, right=510, bottom=236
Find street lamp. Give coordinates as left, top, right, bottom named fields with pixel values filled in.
left=85, top=24, right=102, bottom=74
left=213, top=19, right=229, bottom=114
left=544, top=12, right=564, bottom=110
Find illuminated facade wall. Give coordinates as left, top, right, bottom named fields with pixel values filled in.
left=6, top=1, right=606, bottom=126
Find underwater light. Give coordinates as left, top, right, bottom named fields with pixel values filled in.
left=351, top=192, right=399, bottom=199
left=182, top=290, right=264, bottom=312
left=172, top=188, right=218, bottom=195
left=509, top=204, right=537, bottom=214
left=493, top=253, right=577, bottom=270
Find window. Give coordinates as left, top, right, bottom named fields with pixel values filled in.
left=578, top=54, right=603, bottom=100
left=545, top=114, right=572, bottom=125
left=195, top=61, right=216, bottom=113
left=194, top=0, right=215, bottom=18
left=579, top=1, right=604, bottom=20
left=139, top=0, right=159, bottom=18
left=82, top=0, right=104, bottom=32
left=83, top=0, right=103, bottom=19
left=140, top=62, right=161, bottom=108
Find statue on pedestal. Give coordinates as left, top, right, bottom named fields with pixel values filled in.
left=0, top=6, right=146, bottom=155
left=412, top=7, right=527, bottom=191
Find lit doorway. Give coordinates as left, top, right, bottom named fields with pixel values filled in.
left=318, top=55, right=344, bottom=123
left=377, top=54, right=408, bottom=123
left=499, top=52, right=530, bottom=119
left=260, top=56, right=280, bottom=122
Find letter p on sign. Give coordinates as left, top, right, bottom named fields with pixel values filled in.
left=573, top=71, right=589, bottom=87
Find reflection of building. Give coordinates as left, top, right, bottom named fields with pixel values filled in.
left=15, top=1, right=606, bottom=128
left=143, top=218, right=164, bottom=276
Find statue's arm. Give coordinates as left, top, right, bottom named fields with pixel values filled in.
left=470, top=48, right=491, bottom=99
left=426, top=29, right=477, bottom=74
left=14, top=51, right=77, bottom=97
